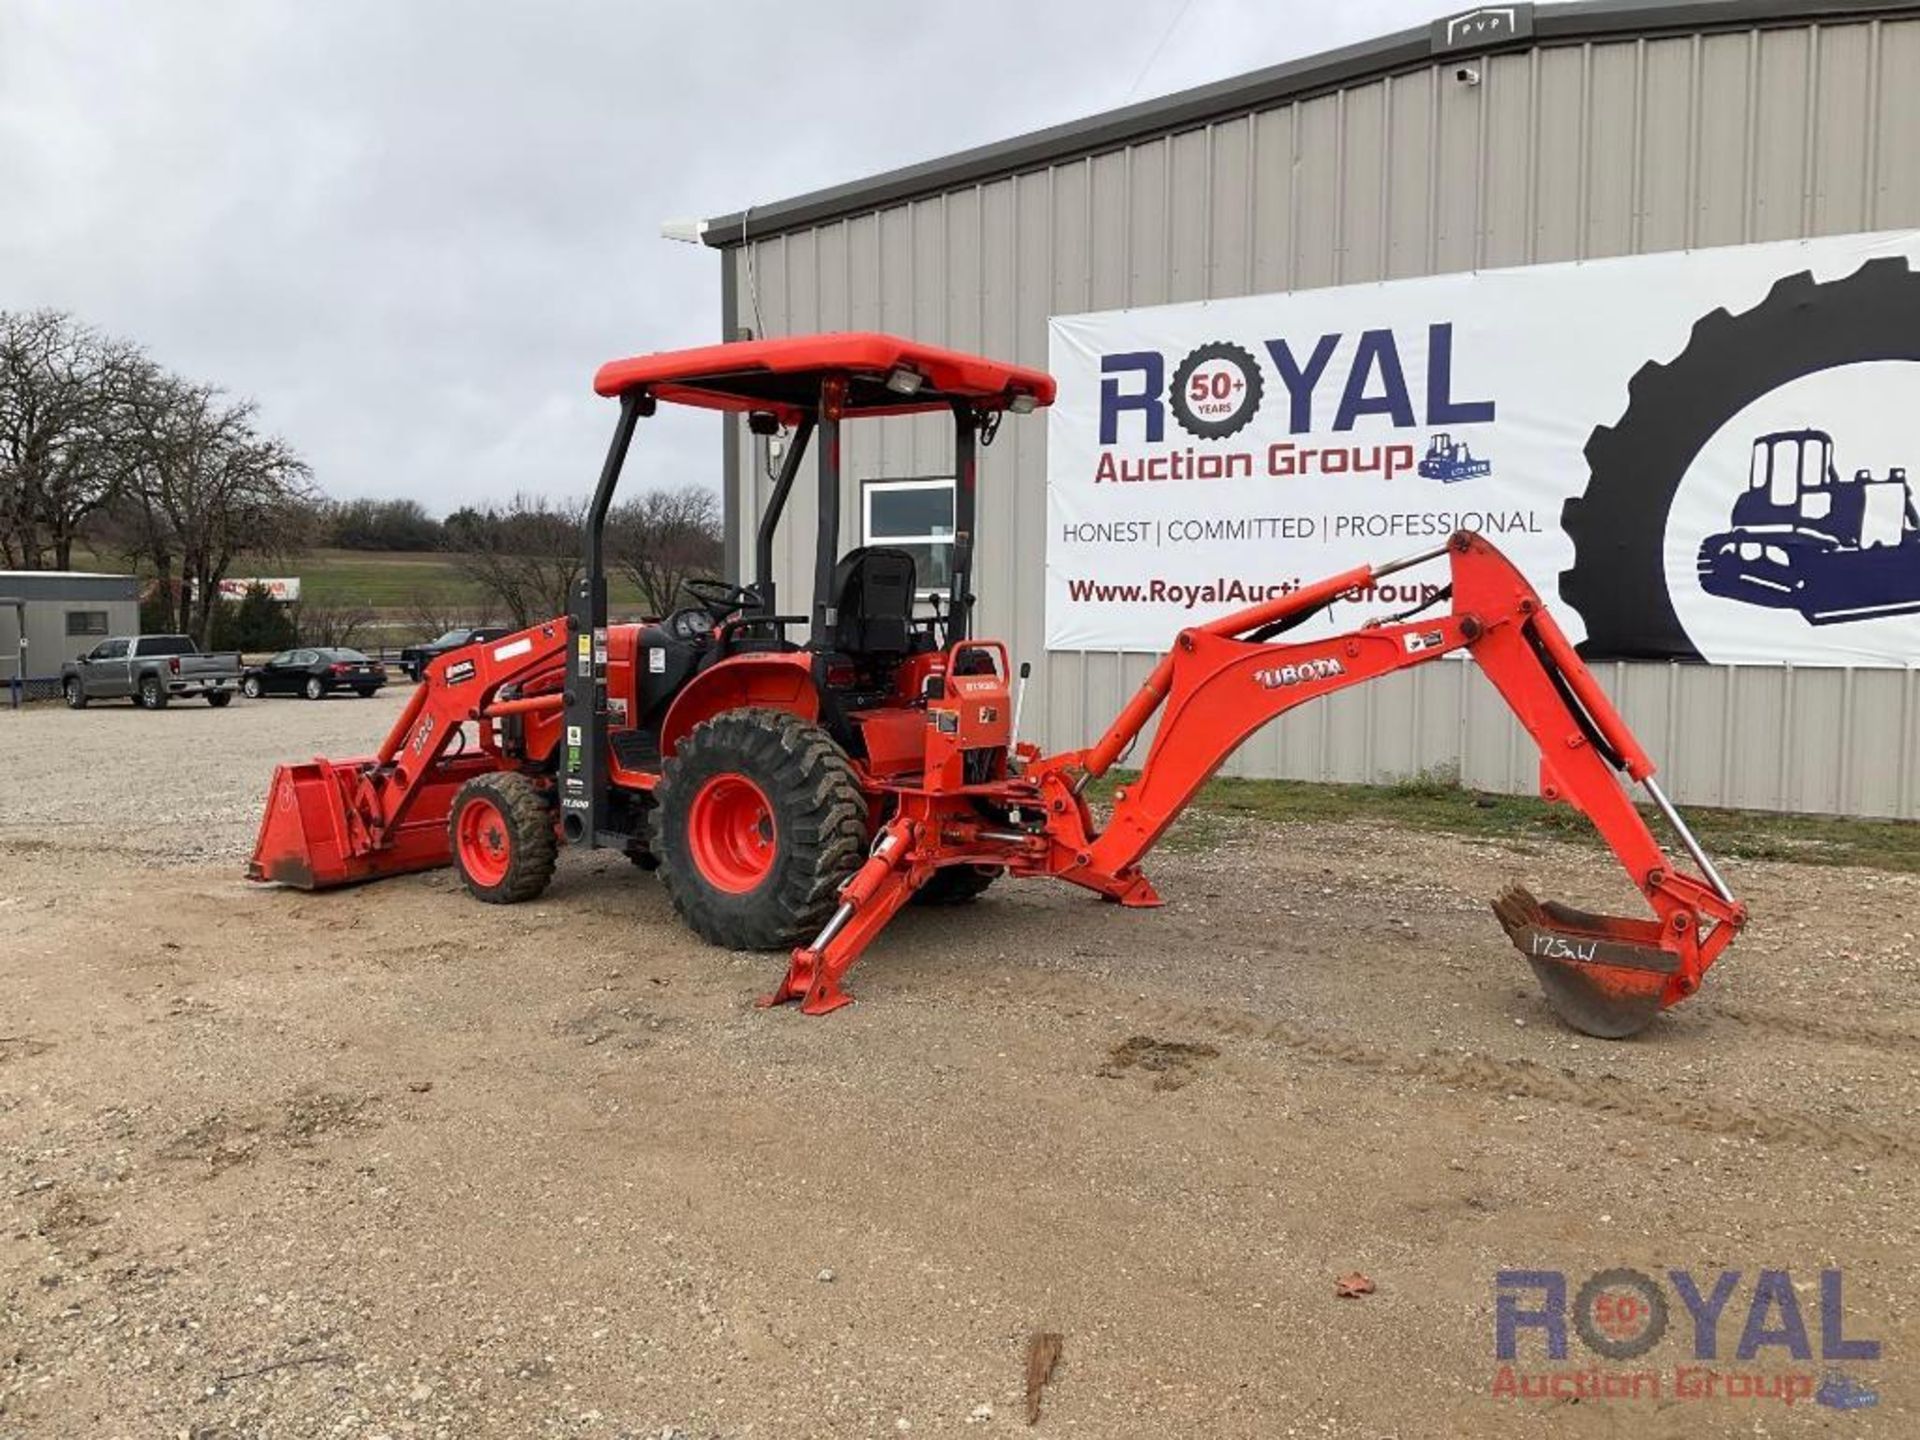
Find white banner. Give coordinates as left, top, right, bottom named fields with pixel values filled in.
left=215, top=577, right=301, bottom=602
left=1047, top=231, right=1920, bottom=666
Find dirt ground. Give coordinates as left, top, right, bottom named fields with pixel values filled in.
left=2, top=691, right=1915, bottom=1438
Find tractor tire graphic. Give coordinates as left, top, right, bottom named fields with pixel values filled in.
left=1560, top=255, right=1920, bottom=658
left=1169, top=341, right=1264, bottom=440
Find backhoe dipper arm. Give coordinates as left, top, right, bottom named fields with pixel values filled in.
left=1041, top=531, right=1744, bottom=1031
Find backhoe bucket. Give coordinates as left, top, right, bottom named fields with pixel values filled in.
left=248, top=754, right=497, bottom=890
left=1492, top=886, right=1679, bottom=1039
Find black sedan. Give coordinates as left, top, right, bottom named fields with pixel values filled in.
left=399, top=625, right=512, bottom=682
left=241, top=647, right=388, bottom=700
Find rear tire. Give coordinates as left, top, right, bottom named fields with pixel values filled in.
left=137, top=676, right=167, bottom=710
left=304, top=676, right=325, bottom=701
left=450, top=771, right=557, bottom=904
left=354, top=687, right=378, bottom=698
left=63, top=678, right=88, bottom=710
left=653, top=709, right=867, bottom=951
left=206, top=690, right=233, bottom=708
left=913, top=865, right=1000, bottom=905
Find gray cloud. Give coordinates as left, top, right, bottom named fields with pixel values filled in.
left=0, top=0, right=1438, bottom=513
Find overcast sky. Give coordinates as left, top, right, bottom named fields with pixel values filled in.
left=1, top=0, right=1442, bottom=515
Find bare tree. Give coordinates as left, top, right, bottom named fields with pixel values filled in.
left=291, top=599, right=376, bottom=649
left=0, top=310, right=147, bottom=569
left=607, top=484, right=723, bottom=616
left=119, top=373, right=317, bottom=644
left=449, top=494, right=585, bottom=628
left=404, top=588, right=498, bottom=642
left=322, top=496, right=443, bottom=551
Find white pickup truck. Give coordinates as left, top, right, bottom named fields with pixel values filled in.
left=60, top=634, right=244, bottom=710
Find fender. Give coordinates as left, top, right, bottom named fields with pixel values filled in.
left=658, top=651, right=819, bottom=757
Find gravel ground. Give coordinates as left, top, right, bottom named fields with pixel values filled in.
left=1, top=690, right=1915, bottom=1438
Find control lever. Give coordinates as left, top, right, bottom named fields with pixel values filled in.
left=1010, top=660, right=1032, bottom=749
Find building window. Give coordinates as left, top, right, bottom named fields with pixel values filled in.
left=862, top=477, right=954, bottom=593
left=65, top=610, right=109, bottom=637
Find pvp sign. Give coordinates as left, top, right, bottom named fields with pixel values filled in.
left=1045, top=230, right=1920, bottom=667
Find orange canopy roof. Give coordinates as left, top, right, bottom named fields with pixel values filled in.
left=592, top=331, right=1056, bottom=421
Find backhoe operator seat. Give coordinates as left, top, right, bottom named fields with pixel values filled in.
left=829, top=546, right=917, bottom=658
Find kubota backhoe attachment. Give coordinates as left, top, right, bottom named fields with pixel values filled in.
left=777, top=532, right=1744, bottom=1037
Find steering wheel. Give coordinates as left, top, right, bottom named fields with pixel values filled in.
left=682, top=577, right=758, bottom=617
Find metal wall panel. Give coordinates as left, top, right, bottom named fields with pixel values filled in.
left=723, top=15, right=1920, bottom=818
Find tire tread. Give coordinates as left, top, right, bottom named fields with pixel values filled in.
left=652, top=709, right=867, bottom=951
left=450, top=771, right=558, bottom=904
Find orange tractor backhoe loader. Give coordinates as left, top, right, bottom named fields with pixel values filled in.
left=249, top=333, right=1744, bottom=1039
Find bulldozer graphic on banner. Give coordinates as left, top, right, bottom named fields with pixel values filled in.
left=1697, top=429, right=1920, bottom=624
left=1418, top=432, right=1492, bottom=482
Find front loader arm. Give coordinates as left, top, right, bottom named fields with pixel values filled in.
left=347, top=620, right=569, bottom=849
left=249, top=620, right=569, bottom=890
left=1039, top=531, right=1744, bottom=1036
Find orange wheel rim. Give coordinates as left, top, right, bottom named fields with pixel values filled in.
left=687, top=774, right=777, bottom=892
left=456, top=795, right=512, bottom=887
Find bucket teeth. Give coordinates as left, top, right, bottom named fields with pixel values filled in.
left=1492, top=885, right=1678, bottom=1040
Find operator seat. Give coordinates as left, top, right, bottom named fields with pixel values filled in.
left=829, top=546, right=918, bottom=658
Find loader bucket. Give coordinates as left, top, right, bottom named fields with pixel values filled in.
left=1491, top=886, right=1680, bottom=1039
left=248, top=753, right=500, bottom=890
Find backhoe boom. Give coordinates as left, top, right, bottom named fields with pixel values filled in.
left=780, top=532, right=1745, bottom=1036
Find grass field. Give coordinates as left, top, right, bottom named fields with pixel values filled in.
left=1120, top=769, right=1920, bottom=873
left=69, top=544, right=647, bottom=622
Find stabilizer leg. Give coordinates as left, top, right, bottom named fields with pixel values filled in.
left=761, top=817, right=921, bottom=1016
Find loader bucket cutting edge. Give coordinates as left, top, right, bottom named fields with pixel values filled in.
left=248, top=754, right=500, bottom=890
left=1492, top=886, right=1679, bottom=1039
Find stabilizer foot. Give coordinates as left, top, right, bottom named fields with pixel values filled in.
left=762, top=946, right=858, bottom=1013
left=799, top=972, right=855, bottom=1015
left=1111, top=869, right=1162, bottom=908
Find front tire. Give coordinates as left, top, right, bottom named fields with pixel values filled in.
left=450, top=771, right=557, bottom=904
left=304, top=676, right=325, bottom=701
left=137, top=676, right=168, bottom=710
left=242, top=675, right=263, bottom=699
left=63, top=678, right=88, bottom=710
left=206, top=690, right=233, bottom=708
left=653, top=709, right=867, bottom=951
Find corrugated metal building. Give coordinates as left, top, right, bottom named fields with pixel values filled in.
left=0, top=571, right=141, bottom=702
left=700, top=0, right=1920, bottom=819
